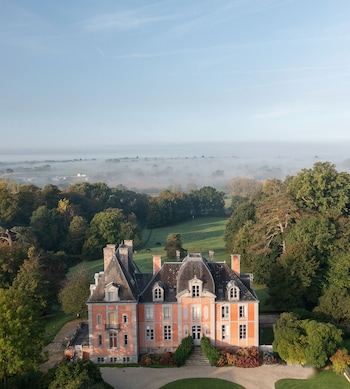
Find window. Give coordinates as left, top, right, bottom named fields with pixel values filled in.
left=122, top=314, right=128, bottom=324
left=239, top=305, right=246, bottom=318
left=222, top=325, right=229, bottom=340
left=123, top=357, right=130, bottom=363
left=124, top=334, right=128, bottom=346
left=192, top=306, right=201, bottom=321
left=146, top=326, right=154, bottom=341
left=97, top=357, right=104, bottom=363
left=105, top=283, right=120, bottom=302
left=164, top=325, right=171, bottom=341
left=145, top=306, right=154, bottom=320
left=96, top=314, right=102, bottom=326
left=110, top=357, right=117, bottom=363
left=239, top=324, right=247, bottom=340
left=229, top=286, right=239, bottom=300
left=153, top=285, right=164, bottom=301
left=109, top=332, right=117, bottom=348
left=221, top=305, right=229, bottom=319
left=108, top=312, right=117, bottom=325
left=163, top=306, right=171, bottom=320
left=98, top=334, right=103, bottom=347
left=192, top=285, right=200, bottom=297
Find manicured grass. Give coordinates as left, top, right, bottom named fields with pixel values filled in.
left=159, top=378, right=245, bottom=389
left=43, top=311, right=76, bottom=345
left=275, top=369, right=349, bottom=389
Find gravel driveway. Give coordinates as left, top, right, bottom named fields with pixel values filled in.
left=101, top=364, right=314, bottom=389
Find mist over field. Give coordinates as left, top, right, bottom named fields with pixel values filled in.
left=1, top=141, right=350, bottom=192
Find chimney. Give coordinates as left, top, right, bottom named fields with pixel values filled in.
left=104, top=244, right=116, bottom=270
left=124, top=239, right=133, bottom=259
left=231, top=254, right=241, bottom=275
left=209, top=250, right=214, bottom=262
left=153, top=255, right=161, bottom=274
left=119, top=246, right=129, bottom=273
left=176, top=250, right=181, bottom=262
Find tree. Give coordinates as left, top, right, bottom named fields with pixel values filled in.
left=66, top=215, right=89, bottom=255
left=313, top=287, right=350, bottom=325
left=0, top=287, right=44, bottom=385
left=273, top=312, right=343, bottom=368
left=45, top=359, right=104, bottom=389
left=164, top=233, right=184, bottom=259
left=267, top=242, right=320, bottom=309
left=287, top=161, right=350, bottom=215
left=227, top=177, right=262, bottom=198
left=0, top=242, right=27, bottom=288
left=190, top=186, right=225, bottom=216
left=12, top=252, right=50, bottom=315
left=59, top=267, right=91, bottom=317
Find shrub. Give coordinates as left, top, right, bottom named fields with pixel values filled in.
left=200, top=336, right=221, bottom=366
left=140, top=352, right=175, bottom=367
left=174, top=336, right=194, bottom=367
left=330, top=349, right=350, bottom=375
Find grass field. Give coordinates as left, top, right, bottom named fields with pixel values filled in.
left=275, top=369, right=349, bottom=388
left=159, top=378, right=244, bottom=389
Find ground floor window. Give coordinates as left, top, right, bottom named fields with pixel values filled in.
left=164, top=325, right=171, bottom=341
left=97, top=357, right=104, bottom=363
left=110, top=357, right=117, bottom=363
left=109, top=331, right=117, bottom=348
left=239, top=324, right=247, bottom=340
left=123, top=357, right=130, bottom=363
left=146, top=326, right=154, bottom=341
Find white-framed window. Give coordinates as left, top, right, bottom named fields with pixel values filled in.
left=110, top=357, right=117, bottom=363
left=239, top=324, right=247, bottom=340
left=192, top=306, right=201, bottom=321
left=146, top=325, right=154, bottom=341
left=97, top=357, right=104, bottom=363
left=153, top=284, right=164, bottom=301
left=164, top=325, right=171, bottom=341
left=163, top=306, right=171, bottom=320
left=145, top=306, right=154, bottom=320
left=222, top=324, right=229, bottom=340
left=109, top=331, right=117, bottom=348
left=108, top=311, right=117, bottom=325
left=239, top=305, right=246, bottom=318
left=192, top=285, right=200, bottom=297
left=105, top=283, right=120, bottom=302
left=96, top=314, right=102, bottom=326
left=221, top=305, right=229, bottom=319
left=124, top=334, right=128, bottom=346
left=98, top=334, right=103, bottom=347
left=189, top=276, right=203, bottom=298
left=227, top=281, right=239, bottom=301
left=123, top=357, right=130, bottom=363
left=122, top=314, right=128, bottom=324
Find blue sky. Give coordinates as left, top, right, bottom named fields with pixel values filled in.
left=1, top=0, right=350, bottom=153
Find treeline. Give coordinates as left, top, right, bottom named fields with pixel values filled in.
left=0, top=182, right=225, bottom=258
left=224, top=161, right=350, bottom=326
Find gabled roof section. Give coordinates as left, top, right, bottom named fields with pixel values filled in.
left=87, top=253, right=138, bottom=303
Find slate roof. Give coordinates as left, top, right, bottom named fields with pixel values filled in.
left=88, top=247, right=258, bottom=304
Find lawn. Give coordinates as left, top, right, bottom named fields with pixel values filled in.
left=159, top=378, right=244, bottom=389
left=275, top=369, right=349, bottom=388
left=43, top=311, right=76, bottom=345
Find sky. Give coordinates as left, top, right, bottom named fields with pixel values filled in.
left=1, top=0, right=350, bottom=155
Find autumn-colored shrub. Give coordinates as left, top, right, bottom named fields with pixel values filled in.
left=330, top=349, right=350, bottom=374
left=140, top=352, right=175, bottom=366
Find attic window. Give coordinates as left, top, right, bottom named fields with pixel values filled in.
left=227, top=280, right=239, bottom=301
left=153, top=283, right=164, bottom=302
left=105, top=283, right=120, bottom=302
left=189, top=276, right=203, bottom=298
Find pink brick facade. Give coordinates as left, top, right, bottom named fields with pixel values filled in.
left=87, top=242, right=259, bottom=363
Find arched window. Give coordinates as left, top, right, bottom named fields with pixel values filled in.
left=152, top=282, right=164, bottom=302
left=227, top=280, right=240, bottom=301
left=122, top=314, right=128, bottom=324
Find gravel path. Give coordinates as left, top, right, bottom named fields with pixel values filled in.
left=101, top=364, right=315, bottom=389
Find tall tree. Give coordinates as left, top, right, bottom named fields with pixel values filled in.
left=164, top=233, right=184, bottom=259
left=0, top=287, right=44, bottom=385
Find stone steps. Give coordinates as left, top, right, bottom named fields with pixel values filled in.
left=185, top=346, right=211, bottom=366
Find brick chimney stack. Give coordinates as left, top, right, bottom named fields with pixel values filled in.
left=153, top=255, right=162, bottom=274
left=209, top=250, right=214, bottom=262
left=231, top=254, right=241, bottom=275
left=119, top=246, right=129, bottom=273
left=123, top=239, right=133, bottom=260
left=103, top=244, right=116, bottom=270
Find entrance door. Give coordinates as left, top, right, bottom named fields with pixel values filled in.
left=192, top=325, right=201, bottom=345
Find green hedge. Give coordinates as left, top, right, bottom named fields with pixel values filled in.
left=200, top=336, right=221, bottom=366
left=174, top=336, right=194, bottom=367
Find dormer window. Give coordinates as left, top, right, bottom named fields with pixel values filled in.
left=105, top=283, right=120, bottom=302
left=152, top=282, right=164, bottom=302
left=227, top=280, right=240, bottom=301
left=189, top=276, right=203, bottom=298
